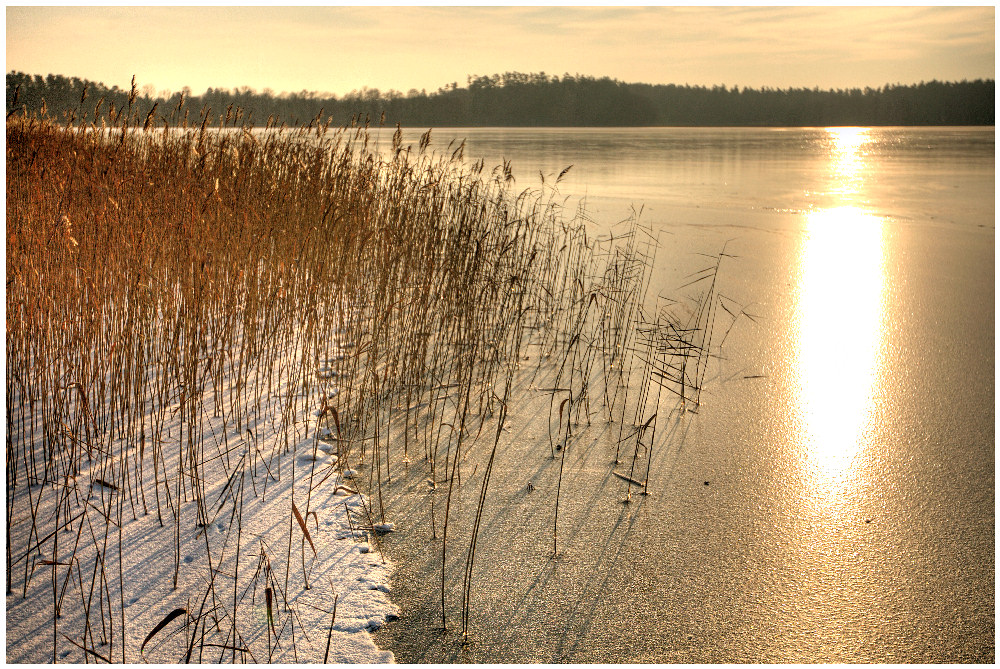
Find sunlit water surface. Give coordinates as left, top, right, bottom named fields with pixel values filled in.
left=373, top=127, right=993, bottom=662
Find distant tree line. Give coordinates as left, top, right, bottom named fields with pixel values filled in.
left=6, top=70, right=995, bottom=129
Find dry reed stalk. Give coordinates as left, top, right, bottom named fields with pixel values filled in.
left=7, top=106, right=736, bottom=657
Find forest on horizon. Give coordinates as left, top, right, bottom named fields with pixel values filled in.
left=6, top=70, right=995, bottom=129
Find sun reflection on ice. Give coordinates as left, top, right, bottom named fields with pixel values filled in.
left=797, top=207, right=886, bottom=493
left=794, top=128, right=887, bottom=499
left=827, top=127, right=869, bottom=198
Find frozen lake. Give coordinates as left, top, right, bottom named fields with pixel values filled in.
left=372, top=126, right=995, bottom=662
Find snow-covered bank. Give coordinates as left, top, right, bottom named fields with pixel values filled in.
left=6, top=353, right=399, bottom=663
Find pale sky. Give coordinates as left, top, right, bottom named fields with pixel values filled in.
left=5, top=4, right=996, bottom=97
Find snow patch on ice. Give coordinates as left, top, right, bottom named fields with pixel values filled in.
left=6, top=353, right=398, bottom=664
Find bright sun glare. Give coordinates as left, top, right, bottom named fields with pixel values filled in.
left=795, top=128, right=887, bottom=497
left=828, top=127, right=869, bottom=196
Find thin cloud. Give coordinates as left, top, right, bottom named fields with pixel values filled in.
left=5, top=5, right=994, bottom=95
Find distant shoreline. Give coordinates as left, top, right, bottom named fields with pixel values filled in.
left=7, top=71, right=994, bottom=129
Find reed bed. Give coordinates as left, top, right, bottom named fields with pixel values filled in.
left=6, top=103, right=737, bottom=661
